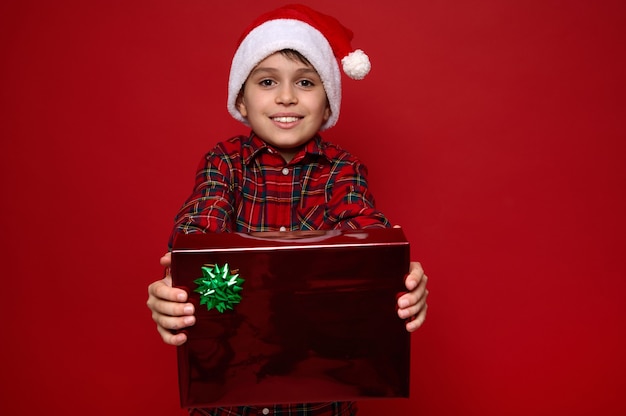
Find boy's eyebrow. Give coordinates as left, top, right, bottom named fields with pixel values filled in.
left=250, top=66, right=320, bottom=78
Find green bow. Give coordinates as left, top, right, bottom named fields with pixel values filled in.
left=194, top=263, right=245, bottom=313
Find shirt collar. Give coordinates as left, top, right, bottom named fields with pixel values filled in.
left=242, top=132, right=327, bottom=165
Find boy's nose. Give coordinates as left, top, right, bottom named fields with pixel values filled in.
left=275, top=85, right=298, bottom=105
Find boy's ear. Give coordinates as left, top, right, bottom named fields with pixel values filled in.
left=236, top=93, right=248, bottom=118
left=323, top=102, right=331, bottom=122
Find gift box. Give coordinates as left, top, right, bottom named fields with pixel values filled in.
left=171, top=228, right=411, bottom=408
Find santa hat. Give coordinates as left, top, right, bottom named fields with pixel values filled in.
left=227, top=4, right=371, bottom=130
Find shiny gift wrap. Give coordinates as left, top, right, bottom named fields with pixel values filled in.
left=171, top=228, right=411, bottom=408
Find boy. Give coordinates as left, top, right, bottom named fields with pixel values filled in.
left=147, top=4, right=428, bottom=416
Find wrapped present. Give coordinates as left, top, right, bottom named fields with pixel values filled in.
left=171, top=228, right=411, bottom=408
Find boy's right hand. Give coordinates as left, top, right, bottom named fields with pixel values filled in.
left=146, top=252, right=196, bottom=346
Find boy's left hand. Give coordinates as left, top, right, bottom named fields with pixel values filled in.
left=397, top=261, right=429, bottom=332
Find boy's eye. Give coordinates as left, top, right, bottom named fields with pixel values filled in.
left=297, top=79, right=315, bottom=87
left=259, top=79, right=275, bottom=87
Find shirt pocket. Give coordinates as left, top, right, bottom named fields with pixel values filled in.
left=296, top=187, right=328, bottom=229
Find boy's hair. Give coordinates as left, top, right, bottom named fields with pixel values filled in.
left=279, top=48, right=312, bottom=66
left=227, top=4, right=371, bottom=131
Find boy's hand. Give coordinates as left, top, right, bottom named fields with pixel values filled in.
left=146, top=252, right=196, bottom=346
left=397, top=261, right=429, bottom=332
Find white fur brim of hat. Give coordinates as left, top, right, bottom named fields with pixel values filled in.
left=227, top=19, right=342, bottom=131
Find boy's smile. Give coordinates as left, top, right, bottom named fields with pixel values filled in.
left=236, top=52, right=331, bottom=162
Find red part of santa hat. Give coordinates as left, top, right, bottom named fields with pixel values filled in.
left=227, top=4, right=371, bottom=130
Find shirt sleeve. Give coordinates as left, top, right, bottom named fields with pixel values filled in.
left=326, top=159, right=391, bottom=230
left=168, top=148, right=236, bottom=248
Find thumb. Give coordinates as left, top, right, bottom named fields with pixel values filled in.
left=160, top=252, right=172, bottom=268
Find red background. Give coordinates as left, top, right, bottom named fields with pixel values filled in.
left=1, top=0, right=625, bottom=414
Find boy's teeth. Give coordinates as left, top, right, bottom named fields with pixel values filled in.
left=273, top=116, right=299, bottom=123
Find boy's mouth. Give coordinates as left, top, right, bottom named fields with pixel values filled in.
left=271, top=116, right=301, bottom=123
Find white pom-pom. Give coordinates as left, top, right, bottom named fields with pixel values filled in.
left=341, top=49, right=371, bottom=80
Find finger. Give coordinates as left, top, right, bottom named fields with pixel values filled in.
left=405, top=303, right=428, bottom=333
left=153, top=310, right=196, bottom=331
left=400, top=292, right=428, bottom=330
left=156, top=324, right=189, bottom=346
left=398, top=276, right=428, bottom=309
left=411, top=273, right=428, bottom=298
left=404, top=274, right=418, bottom=291
left=148, top=278, right=188, bottom=303
left=148, top=292, right=195, bottom=318
left=404, top=262, right=425, bottom=290
left=398, top=288, right=428, bottom=317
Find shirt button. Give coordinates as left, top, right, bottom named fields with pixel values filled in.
left=281, top=167, right=289, bottom=175
left=262, top=408, right=270, bottom=415
left=279, top=226, right=287, bottom=232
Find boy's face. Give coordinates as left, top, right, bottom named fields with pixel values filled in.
left=236, top=52, right=331, bottom=162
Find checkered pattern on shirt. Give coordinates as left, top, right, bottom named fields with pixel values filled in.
left=188, top=401, right=357, bottom=416
left=171, top=133, right=389, bottom=244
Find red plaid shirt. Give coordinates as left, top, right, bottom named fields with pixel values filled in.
left=171, top=133, right=389, bottom=415
left=171, top=133, right=389, bottom=239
